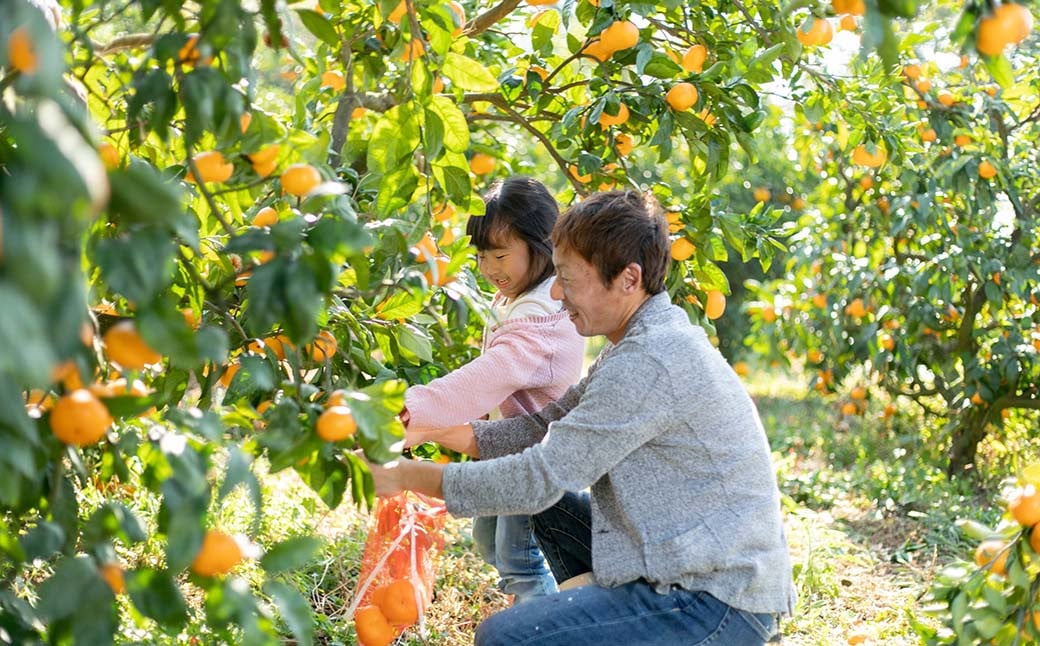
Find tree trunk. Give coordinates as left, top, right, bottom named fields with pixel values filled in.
left=946, top=408, right=989, bottom=478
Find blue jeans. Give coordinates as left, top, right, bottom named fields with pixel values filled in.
left=473, top=514, right=557, bottom=603
left=474, top=492, right=779, bottom=645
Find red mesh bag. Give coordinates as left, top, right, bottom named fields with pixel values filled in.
left=348, top=492, right=447, bottom=646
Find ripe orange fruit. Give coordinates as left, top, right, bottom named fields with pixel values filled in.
left=281, top=163, right=322, bottom=196
left=880, top=333, right=895, bottom=351
left=99, top=563, right=126, bottom=594
left=797, top=17, right=833, bottom=47
left=753, top=187, right=771, bottom=202
left=99, top=142, right=121, bottom=170
left=219, top=361, right=240, bottom=388
left=326, top=389, right=349, bottom=408
left=469, top=153, right=496, bottom=175
left=919, top=126, right=937, bottom=143
left=1031, top=527, right=1040, bottom=554
left=598, top=102, right=630, bottom=128
left=386, top=0, right=407, bottom=23
left=705, top=290, right=726, bottom=320
left=902, top=63, right=922, bottom=79
left=423, top=255, right=453, bottom=286
left=413, top=232, right=440, bottom=262
left=104, top=320, right=162, bottom=370
left=974, top=539, right=1009, bottom=575
left=432, top=202, right=455, bottom=222
left=937, top=91, right=955, bottom=107
left=666, top=82, right=699, bottom=111
left=839, top=14, right=857, bottom=31
left=1009, top=484, right=1040, bottom=527
left=354, top=605, right=396, bottom=646
left=671, top=238, right=695, bottom=261
left=954, top=134, right=971, bottom=147
left=320, top=70, right=346, bottom=91
left=50, top=390, right=113, bottom=446
left=568, top=164, right=591, bottom=184
left=978, top=160, right=997, bottom=179
left=761, top=307, right=777, bottom=323
left=812, top=293, right=827, bottom=308
left=733, top=361, right=750, bottom=376
left=600, top=20, right=639, bottom=53
left=844, top=298, right=867, bottom=318
left=883, top=403, right=897, bottom=418
left=307, top=330, right=338, bottom=361
left=191, top=530, right=243, bottom=577
left=178, top=35, right=212, bottom=65
left=248, top=144, right=280, bottom=167
left=582, top=38, right=612, bottom=62
left=841, top=402, right=858, bottom=416
left=807, top=349, right=823, bottom=363
left=977, top=3, right=1034, bottom=56
left=400, top=38, right=425, bottom=62
left=852, top=144, right=886, bottom=167
left=850, top=386, right=867, bottom=401
left=316, top=406, right=357, bottom=441
left=8, top=27, right=38, bottom=74
left=448, top=1, right=466, bottom=36
left=915, top=79, right=932, bottom=93
left=186, top=151, right=234, bottom=184
left=614, top=133, right=635, bottom=156
left=240, top=112, right=252, bottom=133
left=682, top=44, right=707, bottom=72
left=252, top=206, right=278, bottom=227
left=377, top=579, right=420, bottom=625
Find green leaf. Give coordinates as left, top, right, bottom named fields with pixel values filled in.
left=429, top=96, right=470, bottom=153
left=20, top=521, right=65, bottom=562
left=0, top=285, right=56, bottom=386
left=395, top=323, right=434, bottom=363
left=375, top=290, right=424, bottom=320
left=441, top=53, right=499, bottom=92
left=260, top=536, right=324, bottom=575
left=95, top=228, right=176, bottom=303
left=264, top=581, right=315, bottom=646
left=37, top=557, right=107, bottom=621
left=983, top=54, right=1014, bottom=88
left=368, top=104, right=420, bottom=174
left=350, top=380, right=407, bottom=464
left=126, top=568, right=188, bottom=630
left=375, top=166, right=420, bottom=217
left=296, top=9, right=339, bottom=47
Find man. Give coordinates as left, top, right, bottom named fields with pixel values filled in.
left=368, top=190, right=795, bottom=644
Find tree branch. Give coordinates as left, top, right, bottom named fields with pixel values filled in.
left=463, top=0, right=522, bottom=37
left=91, top=33, right=154, bottom=56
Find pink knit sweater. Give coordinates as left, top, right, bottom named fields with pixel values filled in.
left=404, top=290, right=585, bottom=429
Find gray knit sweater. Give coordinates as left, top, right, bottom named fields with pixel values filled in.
left=442, top=292, right=796, bottom=615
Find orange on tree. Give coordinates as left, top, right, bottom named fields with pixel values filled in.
left=1009, top=484, right=1040, bottom=527
left=103, top=320, right=162, bottom=370
left=354, top=605, right=396, bottom=646
left=915, top=79, right=932, bottom=93
left=974, top=539, right=1010, bottom=575
left=423, top=255, right=454, bottom=286
left=797, top=17, right=833, bottom=47
left=191, top=530, right=243, bottom=577
left=307, top=330, right=338, bottom=361
left=705, top=290, right=726, bottom=320
left=613, top=133, right=635, bottom=156
left=839, top=14, right=857, bottom=31
left=448, top=1, right=466, bottom=36
left=469, top=153, right=496, bottom=175
left=400, top=38, right=425, bottom=62
left=386, top=0, right=407, bottom=23
left=185, top=151, right=234, bottom=184
left=320, top=70, right=346, bottom=91
left=248, top=144, right=280, bottom=167
left=351, top=106, right=367, bottom=120
left=412, top=232, right=440, bottom=262
left=8, top=26, right=39, bottom=74
left=581, top=38, right=612, bottom=62
left=883, top=403, right=897, bottom=418
left=50, top=389, right=113, bottom=446
left=808, top=349, right=823, bottom=363
left=976, top=3, right=1034, bottom=56
left=671, top=237, right=695, bottom=261
left=937, top=91, right=955, bottom=107
left=1032, top=527, right=1040, bottom=554
left=219, top=361, right=240, bottom=388
left=99, top=563, right=125, bottom=595
left=598, top=102, right=630, bottom=128
left=252, top=206, right=278, bottom=227
left=954, top=134, right=971, bottom=147
left=851, top=144, right=886, bottom=167
left=844, top=298, right=867, bottom=317
left=281, top=163, right=322, bottom=196
left=376, top=579, right=419, bottom=625
left=432, top=202, right=455, bottom=222
left=761, top=307, right=777, bottom=323
left=902, top=63, right=922, bottom=79
left=753, top=187, right=771, bottom=202
left=600, top=20, right=640, bottom=53
left=98, top=142, right=120, bottom=170
left=978, top=160, right=997, bottom=179
left=850, top=386, right=867, bottom=401
left=841, top=402, right=858, bottom=415
left=239, top=111, right=252, bottom=133
left=733, top=361, right=750, bottom=376
left=682, top=44, right=707, bottom=72
left=316, top=405, right=357, bottom=441
left=812, top=293, right=827, bottom=308
left=880, top=333, right=895, bottom=350
left=568, top=164, right=591, bottom=184
left=665, top=83, right=699, bottom=112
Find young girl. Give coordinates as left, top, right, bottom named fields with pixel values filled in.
left=401, top=177, right=585, bottom=603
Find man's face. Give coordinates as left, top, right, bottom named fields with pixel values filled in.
left=550, top=245, right=633, bottom=343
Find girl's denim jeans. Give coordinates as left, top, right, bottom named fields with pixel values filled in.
left=473, top=514, right=557, bottom=603
left=474, top=492, right=779, bottom=645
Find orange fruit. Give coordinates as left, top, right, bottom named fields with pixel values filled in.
left=582, top=39, right=612, bottom=62
left=852, top=144, right=886, bottom=167
left=880, top=333, right=895, bottom=351
left=1032, top=527, right=1040, bottom=554
left=240, top=112, right=252, bottom=133
left=850, top=386, right=867, bottom=401
left=99, top=142, right=121, bottom=170
left=797, top=17, right=833, bottom=47
left=839, top=14, right=857, bottom=31
left=671, top=238, right=695, bottom=261
left=50, top=390, right=113, bottom=446
left=761, top=307, right=777, bottom=323
left=919, top=126, right=937, bottom=143
left=354, top=605, right=396, bottom=646
left=99, top=563, right=125, bottom=594
left=614, top=132, right=635, bottom=156
left=527, top=0, right=558, bottom=4
left=705, top=290, right=726, bottom=320
left=307, top=330, right=338, bottom=361
left=252, top=158, right=277, bottom=178
left=386, top=0, right=407, bottom=23
left=859, top=176, right=874, bottom=190
left=351, top=106, right=367, bottom=120
left=600, top=20, right=639, bottom=53
left=219, top=361, right=240, bottom=388
left=812, top=293, right=827, bottom=308
left=937, top=91, right=955, bottom=107
left=978, top=160, right=997, bottom=179
left=954, top=134, right=971, bottom=147
left=469, top=153, right=496, bottom=175
left=423, top=255, right=454, bottom=286
left=974, top=539, right=1009, bottom=575
left=252, top=206, right=278, bottom=227
left=320, top=70, right=346, bottom=91
left=281, top=163, right=322, bottom=196
left=977, top=3, right=1034, bottom=56
left=568, top=164, right=591, bottom=184
left=1009, top=484, right=1040, bottom=527
left=8, top=27, right=38, bottom=74
left=248, top=144, right=280, bottom=166
left=753, top=187, right=771, bottom=202
left=326, top=389, right=349, bottom=408
left=666, top=82, right=699, bottom=111
left=191, top=530, right=243, bottom=577
left=844, top=298, right=867, bottom=317
left=883, top=403, right=897, bottom=418
left=400, top=38, right=425, bottom=62
left=682, top=44, right=707, bottom=72
left=841, top=402, right=858, bottom=416
left=316, top=406, right=357, bottom=441
left=431, top=76, right=445, bottom=93
left=413, top=232, right=440, bottom=262
left=104, top=320, right=162, bottom=370
left=180, top=307, right=197, bottom=331
left=432, top=202, right=455, bottom=222
left=598, top=102, right=629, bottom=128
left=808, top=349, right=823, bottom=363
left=377, top=579, right=420, bottom=625
left=448, top=1, right=466, bottom=36
left=186, top=151, right=234, bottom=184
left=914, top=78, right=932, bottom=93
left=902, top=64, right=922, bottom=79
left=733, top=361, right=750, bottom=376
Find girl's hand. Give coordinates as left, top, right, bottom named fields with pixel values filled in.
left=357, top=452, right=446, bottom=499
left=403, top=424, right=480, bottom=457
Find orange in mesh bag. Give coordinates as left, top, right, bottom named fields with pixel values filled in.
left=349, top=492, right=447, bottom=646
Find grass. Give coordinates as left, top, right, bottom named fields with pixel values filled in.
left=93, top=367, right=1039, bottom=644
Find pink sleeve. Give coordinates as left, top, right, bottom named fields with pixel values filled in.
left=404, top=329, right=551, bottom=429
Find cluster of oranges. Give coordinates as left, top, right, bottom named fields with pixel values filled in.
left=354, top=579, right=421, bottom=646
left=183, top=146, right=322, bottom=199
left=974, top=481, right=1040, bottom=577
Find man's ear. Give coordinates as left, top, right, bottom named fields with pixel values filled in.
left=621, top=263, right=643, bottom=292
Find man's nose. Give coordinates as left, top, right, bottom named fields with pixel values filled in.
left=549, top=277, right=562, bottom=301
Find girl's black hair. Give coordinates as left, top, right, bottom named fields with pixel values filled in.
left=465, top=176, right=559, bottom=294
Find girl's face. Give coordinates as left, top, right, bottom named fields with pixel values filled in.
left=476, top=233, right=532, bottom=299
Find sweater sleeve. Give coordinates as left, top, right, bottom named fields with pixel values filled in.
left=404, top=325, right=558, bottom=429
left=471, top=380, right=585, bottom=458
left=443, top=348, right=673, bottom=517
